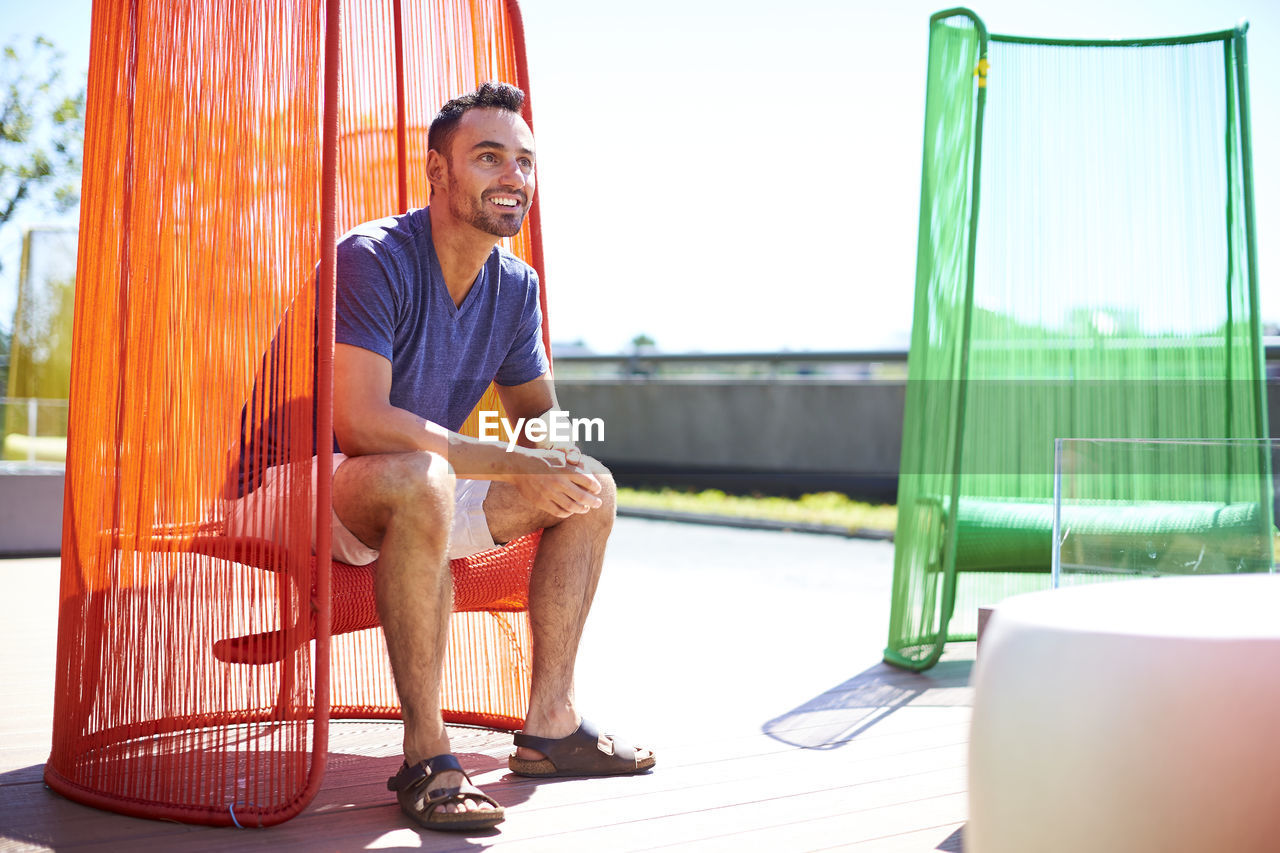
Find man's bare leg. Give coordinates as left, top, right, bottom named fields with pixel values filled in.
left=485, top=459, right=653, bottom=763
left=332, top=450, right=494, bottom=816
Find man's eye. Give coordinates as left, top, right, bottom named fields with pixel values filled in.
left=519, top=158, right=534, bottom=171
left=479, top=152, right=498, bottom=163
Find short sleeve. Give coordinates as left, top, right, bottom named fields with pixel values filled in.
left=335, top=234, right=397, bottom=361
left=494, top=268, right=549, bottom=386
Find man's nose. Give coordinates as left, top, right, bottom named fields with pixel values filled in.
left=498, top=159, right=527, bottom=188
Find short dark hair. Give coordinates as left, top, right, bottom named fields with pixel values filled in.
left=428, top=82, right=526, bottom=159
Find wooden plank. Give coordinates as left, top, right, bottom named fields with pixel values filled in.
left=4, top=719, right=972, bottom=851
left=842, top=822, right=966, bottom=852
left=472, top=781, right=970, bottom=852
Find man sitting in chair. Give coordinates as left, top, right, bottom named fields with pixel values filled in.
left=330, top=82, right=653, bottom=830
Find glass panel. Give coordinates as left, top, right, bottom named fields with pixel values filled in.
left=1053, top=438, right=1278, bottom=587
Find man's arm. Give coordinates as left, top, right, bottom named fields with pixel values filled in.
left=492, top=372, right=573, bottom=450
left=333, top=344, right=600, bottom=516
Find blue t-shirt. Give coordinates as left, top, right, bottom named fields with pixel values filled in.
left=230, top=207, right=545, bottom=497
left=335, top=207, right=548, bottom=435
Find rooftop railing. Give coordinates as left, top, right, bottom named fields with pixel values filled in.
left=554, top=337, right=1280, bottom=380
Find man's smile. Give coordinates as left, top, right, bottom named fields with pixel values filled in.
left=486, top=193, right=524, bottom=210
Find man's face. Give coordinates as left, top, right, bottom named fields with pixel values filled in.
left=437, top=107, right=536, bottom=238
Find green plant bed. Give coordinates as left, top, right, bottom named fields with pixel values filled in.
left=616, top=487, right=897, bottom=536
left=2, top=433, right=67, bottom=462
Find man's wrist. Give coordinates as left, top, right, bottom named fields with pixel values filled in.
left=491, top=444, right=548, bottom=481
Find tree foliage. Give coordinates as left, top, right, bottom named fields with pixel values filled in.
left=0, top=35, right=85, bottom=244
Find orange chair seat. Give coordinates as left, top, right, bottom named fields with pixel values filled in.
left=198, top=531, right=541, bottom=665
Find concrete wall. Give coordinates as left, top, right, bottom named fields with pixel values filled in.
left=556, top=380, right=905, bottom=499
left=0, top=465, right=64, bottom=555
left=558, top=377, right=1280, bottom=500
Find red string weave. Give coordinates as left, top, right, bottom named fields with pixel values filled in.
left=47, top=0, right=546, bottom=827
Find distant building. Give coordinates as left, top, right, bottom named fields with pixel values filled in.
left=551, top=339, right=595, bottom=358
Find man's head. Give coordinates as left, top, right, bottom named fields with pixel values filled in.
left=428, top=81, right=526, bottom=160
left=427, top=82, right=535, bottom=239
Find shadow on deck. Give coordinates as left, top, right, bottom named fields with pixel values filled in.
left=765, top=655, right=975, bottom=751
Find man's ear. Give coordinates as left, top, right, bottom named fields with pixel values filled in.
left=426, top=148, right=447, bottom=194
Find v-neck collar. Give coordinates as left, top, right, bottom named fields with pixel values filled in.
left=425, top=219, right=488, bottom=319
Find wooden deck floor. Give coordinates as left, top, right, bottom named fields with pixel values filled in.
left=0, top=518, right=973, bottom=852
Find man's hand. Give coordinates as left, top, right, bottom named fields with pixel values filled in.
left=507, top=448, right=603, bottom=518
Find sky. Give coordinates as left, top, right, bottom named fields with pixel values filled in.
left=2, top=0, right=1277, bottom=354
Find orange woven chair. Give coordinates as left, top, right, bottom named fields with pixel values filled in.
left=46, top=0, right=549, bottom=826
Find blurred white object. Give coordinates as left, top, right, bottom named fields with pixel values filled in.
left=969, top=575, right=1280, bottom=853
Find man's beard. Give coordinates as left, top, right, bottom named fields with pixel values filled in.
left=451, top=187, right=528, bottom=238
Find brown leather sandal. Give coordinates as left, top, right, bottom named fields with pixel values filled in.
left=386, top=754, right=505, bottom=832
left=509, top=718, right=656, bottom=777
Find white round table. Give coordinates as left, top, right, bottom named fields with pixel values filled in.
left=968, top=574, right=1280, bottom=853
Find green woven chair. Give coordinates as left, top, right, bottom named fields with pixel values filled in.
left=885, top=9, right=1274, bottom=671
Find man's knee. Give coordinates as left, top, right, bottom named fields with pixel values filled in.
left=378, top=452, right=456, bottom=556
left=334, top=451, right=456, bottom=547
left=583, top=457, right=616, bottom=519
left=393, top=451, right=456, bottom=515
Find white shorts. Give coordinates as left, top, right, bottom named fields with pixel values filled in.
left=226, top=453, right=496, bottom=566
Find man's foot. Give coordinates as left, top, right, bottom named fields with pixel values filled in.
left=387, top=754, right=505, bottom=832
left=509, top=718, right=655, bottom=777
